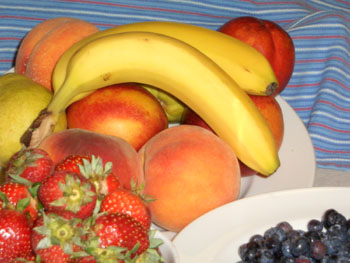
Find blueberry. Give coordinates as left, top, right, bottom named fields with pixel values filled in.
left=264, top=227, right=287, bottom=243
left=323, top=237, right=343, bottom=256
left=282, top=240, right=293, bottom=258
left=240, top=241, right=260, bottom=262
left=250, top=234, right=265, bottom=245
left=307, top=219, right=324, bottom=233
left=336, top=255, right=350, bottom=263
left=310, top=240, right=327, bottom=260
left=321, top=255, right=338, bottom=263
left=255, top=248, right=275, bottom=263
left=327, top=224, right=348, bottom=242
left=237, top=209, right=350, bottom=263
left=277, top=222, right=294, bottom=234
left=305, top=231, right=321, bottom=243
left=291, top=237, right=310, bottom=257
left=265, top=235, right=282, bottom=254
left=295, top=255, right=314, bottom=263
left=280, top=257, right=296, bottom=263
left=323, top=210, right=347, bottom=229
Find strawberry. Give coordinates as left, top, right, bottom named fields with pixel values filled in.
left=77, top=256, right=96, bottom=263
left=85, top=212, right=150, bottom=262
left=7, top=252, right=36, bottom=262
left=0, top=209, right=32, bottom=261
left=56, top=155, right=120, bottom=197
left=55, top=154, right=91, bottom=175
left=0, top=182, right=38, bottom=221
left=31, top=210, right=87, bottom=263
left=38, top=170, right=97, bottom=219
left=5, top=147, right=54, bottom=184
left=100, top=188, right=151, bottom=230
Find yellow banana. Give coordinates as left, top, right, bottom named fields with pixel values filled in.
left=23, top=32, right=279, bottom=176
left=52, top=21, right=278, bottom=101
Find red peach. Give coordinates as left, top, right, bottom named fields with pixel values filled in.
left=38, top=128, right=143, bottom=190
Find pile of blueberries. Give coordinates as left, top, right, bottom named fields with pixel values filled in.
left=238, top=209, right=350, bottom=263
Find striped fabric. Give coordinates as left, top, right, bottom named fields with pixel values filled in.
left=0, top=0, right=349, bottom=171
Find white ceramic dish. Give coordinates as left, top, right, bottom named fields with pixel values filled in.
left=239, top=95, right=315, bottom=198
left=173, top=187, right=350, bottom=263
left=156, top=230, right=180, bottom=263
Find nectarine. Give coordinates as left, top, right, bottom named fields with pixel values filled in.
left=181, top=95, right=284, bottom=177
left=66, top=83, right=168, bottom=151
left=139, top=125, right=241, bottom=232
left=219, top=16, right=295, bottom=95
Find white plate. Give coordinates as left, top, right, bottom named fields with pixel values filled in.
left=173, top=187, right=350, bottom=263
left=239, top=95, right=315, bottom=198
left=156, top=230, right=180, bottom=263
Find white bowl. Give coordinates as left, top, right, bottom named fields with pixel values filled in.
left=156, top=230, right=180, bottom=263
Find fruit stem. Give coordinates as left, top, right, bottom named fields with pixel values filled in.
left=20, top=109, right=57, bottom=148
left=266, top=82, right=278, bottom=96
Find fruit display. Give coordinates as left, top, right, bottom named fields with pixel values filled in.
left=238, top=209, right=350, bottom=263
left=22, top=30, right=280, bottom=176
left=0, top=15, right=297, bottom=261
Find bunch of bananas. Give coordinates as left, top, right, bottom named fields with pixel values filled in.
left=21, top=21, right=280, bottom=176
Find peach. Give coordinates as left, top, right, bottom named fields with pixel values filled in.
left=139, top=125, right=240, bottom=232
left=38, top=128, right=143, bottom=190
left=15, top=17, right=75, bottom=75
left=66, top=83, right=168, bottom=151
left=15, top=17, right=99, bottom=91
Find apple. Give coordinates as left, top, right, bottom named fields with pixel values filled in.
left=218, top=16, right=295, bottom=95
left=66, top=83, right=169, bottom=151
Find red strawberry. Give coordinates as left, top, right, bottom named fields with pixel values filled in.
left=0, top=182, right=38, bottom=221
left=100, top=188, right=151, bottom=230
left=86, top=213, right=150, bottom=261
left=55, top=154, right=90, bottom=175
left=7, top=252, right=36, bottom=262
left=56, top=155, right=120, bottom=197
left=77, top=256, right=96, bottom=263
left=31, top=210, right=87, bottom=263
left=0, top=209, right=32, bottom=261
left=5, top=148, right=54, bottom=183
left=38, top=170, right=97, bottom=219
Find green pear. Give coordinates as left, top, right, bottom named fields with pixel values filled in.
left=0, top=73, right=67, bottom=167
left=142, top=84, right=187, bottom=123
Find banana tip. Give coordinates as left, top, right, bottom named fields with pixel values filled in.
left=267, top=82, right=278, bottom=96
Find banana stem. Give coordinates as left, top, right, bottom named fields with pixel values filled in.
left=20, top=109, right=58, bottom=148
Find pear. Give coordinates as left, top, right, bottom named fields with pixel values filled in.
left=142, top=84, right=187, bottom=123
left=0, top=73, right=67, bottom=167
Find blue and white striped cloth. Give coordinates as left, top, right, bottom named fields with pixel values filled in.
left=0, top=0, right=349, bottom=171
